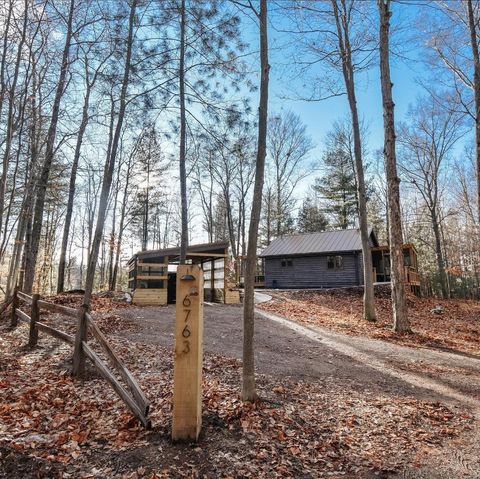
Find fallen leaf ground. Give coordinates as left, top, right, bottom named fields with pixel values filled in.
left=258, top=286, right=480, bottom=356
left=0, top=295, right=476, bottom=478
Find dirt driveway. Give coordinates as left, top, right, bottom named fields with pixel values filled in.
left=112, top=301, right=480, bottom=478
left=117, top=302, right=480, bottom=406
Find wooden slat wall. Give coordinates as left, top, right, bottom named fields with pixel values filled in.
left=225, top=290, right=240, bottom=304
left=264, top=253, right=362, bottom=289
left=133, top=288, right=167, bottom=305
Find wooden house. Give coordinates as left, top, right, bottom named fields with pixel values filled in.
left=259, top=229, right=420, bottom=293
left=127, top=242, right=240, bottom=306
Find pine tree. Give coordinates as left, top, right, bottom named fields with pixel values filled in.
left=298, top=196, right=329, bottom=233
left=314, top=125, right=358, bottom=229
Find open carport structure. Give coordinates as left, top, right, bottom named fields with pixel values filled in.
left=127, top=242, right=240, bottom=305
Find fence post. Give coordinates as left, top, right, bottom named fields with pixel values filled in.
left=29, top=293, right=40, bottom=347
left=72, top=304, right=88, bottom=377
left=10, top=287, right=19, bottom=328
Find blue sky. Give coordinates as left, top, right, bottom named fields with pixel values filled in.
left=257, top=2, right=436, bottom=167
left=268, top=57, right=423, bottom=159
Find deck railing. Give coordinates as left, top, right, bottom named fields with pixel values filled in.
left=404, top=266, right=420, bottom=285
left=372, top=266, right=420, bottom=287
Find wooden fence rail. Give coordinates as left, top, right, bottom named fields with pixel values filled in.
left=9, top=290, right=150, bottom=428
left=86, top=314, right=149, bottom=416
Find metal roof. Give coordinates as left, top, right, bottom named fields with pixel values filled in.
left=128, top=241, right=229, bottom=264
left=259, top=229, right=378, bottom=257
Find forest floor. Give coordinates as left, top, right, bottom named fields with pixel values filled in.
left=1, top=292, right=480, bottom=478
left=258, top=286, right=480, bottom=357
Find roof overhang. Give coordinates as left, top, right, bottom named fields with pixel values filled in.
left=128, top=241, right=229, bottom=265
left=260, top=250, right=361, bottom=259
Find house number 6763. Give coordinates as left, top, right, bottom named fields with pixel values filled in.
left=181, top=294, right=192, bottom=353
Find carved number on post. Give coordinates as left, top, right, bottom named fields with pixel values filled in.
left=182, top=294, right=191, bottom=354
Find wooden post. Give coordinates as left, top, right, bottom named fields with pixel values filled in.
left=223, top=257, right=227, bottom=304
left=72, top=304, right=88, bottom=377
left=172, top=264, right=204, bottom=442
left=29, top=293, right=40, bottom=347
left=211, top=258, right=215, bottom=302
left=10, top=286, right=18, bottom=327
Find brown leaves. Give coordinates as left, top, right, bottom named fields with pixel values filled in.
left=44, top=291, right=130, bottom=313
left=259, top=287, right=480, bottom=355
left=0, top=304, right=475, bottom=478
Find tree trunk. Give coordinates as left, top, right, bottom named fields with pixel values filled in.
left=440, top=220, right=451, bottom=298
left=179, top=0, right=188, bottom=264
left=208, top=157, right=214, bottom=243
left=276, top=164, right=282, bottom=237
left=5, top=53, right=41, bottom=297
left=142, top=160, right=149, bottom=251
left=57, top=86, right=91, bottom=293
left=467, top=0, right=480, bottom=225
left=83, top=0, right=137, bottom=305
left=0, top=78, right=29, bottom=261
left=110, top=152, right=134, bottom=291
left=0, top=0, right=28, bottom=237
left=431, top=210, right=448, bottom=298
left=107, top=169, right=120, bottom=284
left=331, top=0, right=376, bottom=321
left=242, top=0, right=269, bottom=402
left=0, top=0, right=13, bottom=124
left=23, top=0, right=75, bottom=294
left=378, top=0, right=410, bottom=332
left=224, top=191, right=238, bottom=259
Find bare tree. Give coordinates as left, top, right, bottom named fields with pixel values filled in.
left=422, top=1, right=480, bottom=226
left=192, top=149, right=215, bottom=243
left=178, top=0, right=188, bottom=263
left=284, top=0, right=377, bottom=320
left=57, top=40, right=109, bottom=293
left=83, top=0, right=137, bottom=305
left=399, top=94, right=466, bottom=298
left=23, top=0, right=76, bottom=293
left=110, top=142, right=137, bottom=291
left=233, top=134, right=255, bottom=258
left=330, top=0, right=376, bottom=321
left=4, top=6, right=49, bottom=297
left=0, top=0, right=14, bottom=124
left=466, top=0, right=480, bottom=225
left=242, top=0, right=269, bottom=402
left=378, top=0, right=409, bottom=332
left=267, top=111, right=313, bottom=238
left=0, top=0, right=29, bottom=241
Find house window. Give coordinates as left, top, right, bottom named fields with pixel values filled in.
left=281, top=258, right=293, bottom=267
left=327, top=255, right=343, bottom=269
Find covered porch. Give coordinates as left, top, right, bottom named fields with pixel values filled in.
left=127, top=242, right=240, bottom=305
left=371, top=244, right=421, bottom=294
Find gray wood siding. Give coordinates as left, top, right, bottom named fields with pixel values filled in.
left=264, top=253, right=362, bottom=289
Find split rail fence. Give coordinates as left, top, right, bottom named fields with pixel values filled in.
left=9, top=288, right=150, bottom=428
